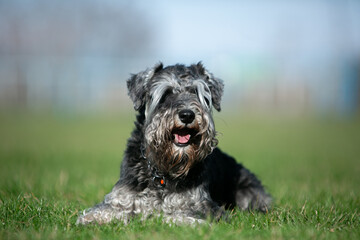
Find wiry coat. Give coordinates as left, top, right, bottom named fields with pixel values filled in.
left=77, top=63, right=271, bottom=225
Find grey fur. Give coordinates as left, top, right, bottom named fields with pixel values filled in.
left=77, top=63, right=271, bottom=225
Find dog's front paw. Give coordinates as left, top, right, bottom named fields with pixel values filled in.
left=76, top=204, right=118, bottom=225
left=76, top=211, right=97, bottom=225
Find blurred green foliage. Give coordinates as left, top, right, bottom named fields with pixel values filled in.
left=0, top=112, right=359, bottom=239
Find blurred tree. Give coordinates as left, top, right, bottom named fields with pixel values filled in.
left=0, top=0, right=153, bottom=56
left=0, top=0, right=154, bottom=109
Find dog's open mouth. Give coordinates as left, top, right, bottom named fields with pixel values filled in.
left=172, top=128, right=198, bottom=147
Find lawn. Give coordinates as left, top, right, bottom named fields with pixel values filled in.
left=0, top=111, right=359, bottom=239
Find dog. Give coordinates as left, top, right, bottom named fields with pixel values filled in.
left=77, top=62, right=271, bottom=225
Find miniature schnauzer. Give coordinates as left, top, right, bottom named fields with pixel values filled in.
left=77, top=62, right=271, bottom=225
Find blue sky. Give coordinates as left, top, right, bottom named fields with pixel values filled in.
left=131, top=0, right=360, bottom=65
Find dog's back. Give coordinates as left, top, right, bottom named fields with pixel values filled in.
left=206, top=148, right=271, bottom=212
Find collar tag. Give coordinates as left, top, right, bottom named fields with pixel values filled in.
left=147, top=158, right=166, bottom=188
left=153, top=175, right=166, bottom=188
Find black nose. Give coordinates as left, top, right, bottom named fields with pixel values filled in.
left=178, top=109, right=195, bottom=124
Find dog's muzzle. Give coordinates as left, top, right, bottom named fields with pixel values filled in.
left=173, top=109, right=199, bottom=147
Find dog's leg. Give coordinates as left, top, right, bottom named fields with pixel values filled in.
left=77, top=184, right=155, bottom=225
left=76, top=202, right=125, bottom=225
left=160, top=186, right=224, bottom=224
left=77, top=184, right=222, bottom=225
left=235, top=165, right=272, bottom=212
left=76, top=187, right=134, bottom=224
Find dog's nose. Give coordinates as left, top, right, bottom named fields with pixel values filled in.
left=178, top=109, right=195, bottom=124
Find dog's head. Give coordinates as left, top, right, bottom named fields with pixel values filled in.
left=127, top=63, right=224, bottom=177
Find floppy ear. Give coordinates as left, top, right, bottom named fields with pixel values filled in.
left=127, top=63, right=163, bottom=111
left=195, top=62, right=224, bottom=111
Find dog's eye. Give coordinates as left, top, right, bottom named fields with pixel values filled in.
left=184, top=87, right=196, bottom=95
left=159, top=89, right=172, bottom=104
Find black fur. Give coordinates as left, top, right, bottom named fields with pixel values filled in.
left=77, top=63, right=271, bottom=225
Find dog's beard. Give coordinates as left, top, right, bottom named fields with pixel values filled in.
left=144, top=109, right=218, bottom=178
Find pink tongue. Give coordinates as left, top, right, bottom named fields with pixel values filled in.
left=175, top=134, right=191, bottom=144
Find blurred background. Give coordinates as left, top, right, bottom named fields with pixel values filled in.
left=1, top=0, right=360, bottom=116
left=1, top=3, right=360, bottom=231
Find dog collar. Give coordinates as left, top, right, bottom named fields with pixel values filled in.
left=152, top=170, right=166, bottom=187
left=147, top=159, right=166, bottom=188
left=141, top=146, right=166, bottom=188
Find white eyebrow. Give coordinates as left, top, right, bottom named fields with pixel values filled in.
left=145, top=74, right=180, bottom=118
left=193, top=79, right=212, bottom=110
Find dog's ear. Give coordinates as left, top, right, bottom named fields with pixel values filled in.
left=195, top=62, right=224, bottom=111
left=127, top=63, right=163, bottom=111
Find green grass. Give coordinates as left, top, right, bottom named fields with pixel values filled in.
left=1, top=111, right=359, bottom=239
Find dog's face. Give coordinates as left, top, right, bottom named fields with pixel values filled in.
left=127, top=63, right=224, bottom=177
